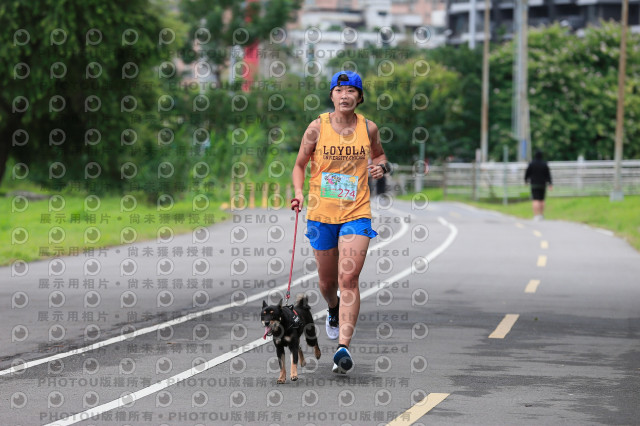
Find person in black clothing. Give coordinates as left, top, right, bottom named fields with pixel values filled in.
left=524, top=151, right=553, bottom=220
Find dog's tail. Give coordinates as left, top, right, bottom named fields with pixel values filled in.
left=295, top=293, right=309, bottom=310
left=295, top=293, right=319, bottom=350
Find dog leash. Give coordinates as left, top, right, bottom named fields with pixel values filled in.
left=286, top=199, right=300, bottom=303
left=263, top=200, right=300, bottom=340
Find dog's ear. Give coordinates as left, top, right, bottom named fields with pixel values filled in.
left=262, top=300, right=267, bottom=308
left=277, top=298, right=283, bottom=307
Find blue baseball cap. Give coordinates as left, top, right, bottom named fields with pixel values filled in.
left=330, top=70, right=364, bottom=103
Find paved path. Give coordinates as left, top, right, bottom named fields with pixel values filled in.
left=2, top=199, right=639, bottom=425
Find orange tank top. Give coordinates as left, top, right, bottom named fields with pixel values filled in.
left=306, top=112, right=371, bottom=224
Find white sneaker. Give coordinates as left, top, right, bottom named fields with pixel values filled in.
left=325, top=313, right=339, bottom=340
left=325, top=297, right=340, bottom=340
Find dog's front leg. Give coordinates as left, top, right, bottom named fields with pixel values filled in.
left=276, top=346, right=286, bottom=384
left=290, top=341, right=299, bottom=381
left=298, top=348, right=306, bottom=368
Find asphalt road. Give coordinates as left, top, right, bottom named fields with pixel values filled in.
left=2, top=198, right=639, bottom=425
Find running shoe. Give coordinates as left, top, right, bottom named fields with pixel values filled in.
left=332, top=346, right=354, bottom=374
left=325, top=298, right=339, bottom=340
left=326, top=313, right=339, bottom=340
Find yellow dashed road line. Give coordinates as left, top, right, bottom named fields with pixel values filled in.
left=525, top=279, right=541, bottom=293
left=387, top=393, right=450, bottom=425
left=489, top=314, right=520, bottom=338
left=537, top=255, right=547, bottom=267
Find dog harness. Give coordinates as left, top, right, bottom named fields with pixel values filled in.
left=262, top=305, right=302, bottom=339
left=281, top=306, right=301, bottom=330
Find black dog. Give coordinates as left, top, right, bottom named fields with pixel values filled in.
left=261, top=294, right=321, bottom=383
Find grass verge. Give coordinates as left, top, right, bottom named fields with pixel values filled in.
left=399, top=188, right=640, bottom=252
left=1, top=189, right=230, bottom=266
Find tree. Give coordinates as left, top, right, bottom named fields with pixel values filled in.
left=427, top=46, right=483, bottom=161
left=0, top=0, right=188, bottom=197
left=178, top=0, right=302, bottom=83
left=489, top=23, right=640, bottom=161
left=358, top=61, right=463, bottom=164
left=327, top=46, right=483, bottom=163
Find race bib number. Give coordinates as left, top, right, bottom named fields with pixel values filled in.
left=320, top=172, right=358, bottom=201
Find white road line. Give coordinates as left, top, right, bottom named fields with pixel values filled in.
left=47, top=338, right=270, bottom=426
left=1, top=207, right=410, bottom=377
left=361, top=217, right=457, bottom=300
left=594, top=228, right=614, bottom=237
left=45, top=217, right=458, bottom=426
left=451, top=202, right=505, bottom=219
left=453, top=202, right=478, bottom=212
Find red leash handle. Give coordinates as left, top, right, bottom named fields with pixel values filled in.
left=286, top=199, right=300, bottom=302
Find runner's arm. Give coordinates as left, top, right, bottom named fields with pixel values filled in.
left=292, top=119, right=321, bottom=209
left=366, top=120, right=388, bottom=179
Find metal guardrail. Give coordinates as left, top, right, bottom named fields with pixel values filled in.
left=390, top=160, right=640, bottom=199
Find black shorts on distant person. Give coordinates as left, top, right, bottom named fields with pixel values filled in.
left=531, top=188, right=546, bottom=201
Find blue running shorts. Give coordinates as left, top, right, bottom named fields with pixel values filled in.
left=305, top=218, right=378, bottom=250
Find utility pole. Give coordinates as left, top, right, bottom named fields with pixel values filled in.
left=480, top=0, right=490, bottom=162
left=611, top=0, right=629, bottom=202
left=511, top=0, right=518, bottom=158
left=518, top=0, right=530, bottom=162
left=469, top=0, right=477, bottom=49
left=514, top=0, right=530, bottom=162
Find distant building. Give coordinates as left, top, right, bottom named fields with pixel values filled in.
left=446, top=0, right=640, bottom=46
left=283, top=0, right=448, bottom=73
